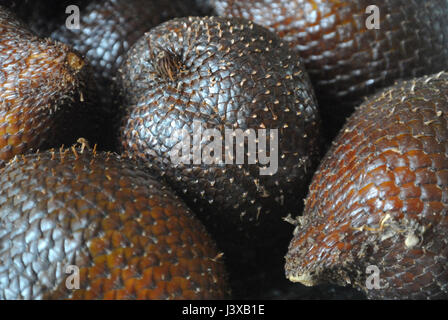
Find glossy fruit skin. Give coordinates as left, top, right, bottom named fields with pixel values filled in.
left=52, top=0, right=206, bottom=84
left=119, top=16, right=320, bottom=226
left=0, top=6, right=89, bottom=166
left=285, top=72, right=448, bottom=299
left=211, top=0, right=448, bottom=135
left=118, top=16, right=320, bottom=297
left=49, top=0, right=207, bottom=151
left=0, top=148, right=229, bottom=299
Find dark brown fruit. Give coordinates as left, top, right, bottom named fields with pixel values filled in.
left=118, top=16, right=320, bottom=297
left=0, top=146, right=229, bottom=299
left=285, top=71, right=448, bottom=299
left=211, top=0, right=448, bottom=136
left=49, top=0, right=208, bottom=150
left=0, top=6, right=90, bottom=166
left=51, top=0, right=207, bottom=89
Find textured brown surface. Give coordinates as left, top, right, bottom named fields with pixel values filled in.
left=48, top=0, right=208, bottom=151
left=119, top=16, right=320, bottom=227
left=211, top=0, right=448, bottom=131
left=0, top=6, right=90, bottom=165
left=0, top=147, right=229, bottom=299
left=285, top=72, right=448, bottom=299
left=118, top=16, right=321, bottom=297
left=51, top=0, right=206, bottom=83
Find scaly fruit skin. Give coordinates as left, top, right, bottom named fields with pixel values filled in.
left=211, top=0, right=448, bottom=134
left=49, top=0, right=207, bottom=151
left=119, top=16, right=320, bottom=227
left=51, top=0, right=207, bottom=87
left=118, top=16, right=320, bottom=298
left=285, top=72, right=448, bottom=299
left=0, top=147, right=229, bottom=300
left=0, top=6, right=89, bottom=166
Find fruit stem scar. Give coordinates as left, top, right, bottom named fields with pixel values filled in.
left=147, top=37, right=186, bottom=82
left=66, top=52, right=85, bottom=71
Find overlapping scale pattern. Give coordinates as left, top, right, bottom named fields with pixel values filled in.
left=118, top=16, right=321, bottom=297
left=0, top=6, right=88, bottom=165
left=0, top=149, right=229, bottom=299
left=285, top=72, right=448, bottom=299
left=211, top=0, right=448, bottom=128
left=52, top=0, right=207, bottom=82
left=119, top=16, right=320, bottom=228
left=49, top=0, right=207, bottom=150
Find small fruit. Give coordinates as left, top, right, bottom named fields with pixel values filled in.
left=285, top=71, right=448, bottom=299
left=118, top=16, right=320, bottom=297
left=0, top=145, right=229, bottom=299
left=0, top=6, right=90, bottom=165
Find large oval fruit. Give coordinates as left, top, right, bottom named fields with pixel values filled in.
left=0, top=146, right=229, bottom=299
left=118, top=16, right=321, bottom=297
left=210, top=0, right=448, bottom=136
left=285, top=71, right=448, bottom=299
left=0, top=6, right=91, bottom=165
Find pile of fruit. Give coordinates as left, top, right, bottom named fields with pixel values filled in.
left=1, top=0, right=447, bottom=300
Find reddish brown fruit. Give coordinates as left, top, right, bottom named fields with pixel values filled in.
left=0, top=146, right=229, bottom=299
left=285, top=71, right=448, bottom=299
left=211, top=0, right=448, bottom=135
left=0, top=6, right=89, bottom=165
